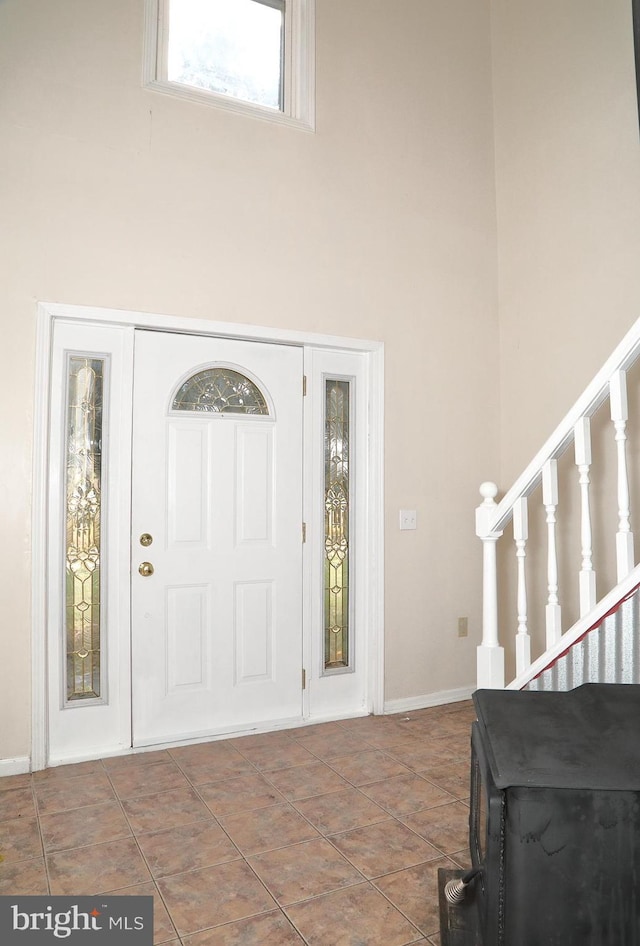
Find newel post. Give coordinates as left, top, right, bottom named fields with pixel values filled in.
left=476, top=482, right=505, bottom=689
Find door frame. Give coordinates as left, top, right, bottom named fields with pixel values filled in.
left=32, top=301, right=385, bottom=769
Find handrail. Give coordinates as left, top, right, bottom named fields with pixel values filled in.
left=477, top=315, right=640, bottom=690
left=480, top=317, right=640, bottom=536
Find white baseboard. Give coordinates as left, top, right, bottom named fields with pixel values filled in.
left=0, top=756, right=31, bottom=777
left=383, top=685, right=475, bottom=716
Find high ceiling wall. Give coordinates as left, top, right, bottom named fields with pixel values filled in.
left=491, top=0, right=640, bottom=483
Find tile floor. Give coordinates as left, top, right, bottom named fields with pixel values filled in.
left=0, top=701, right=476, bottom=946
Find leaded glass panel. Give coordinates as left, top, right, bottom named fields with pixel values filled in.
left=324, top=379, right=350, bottom=670
left=172, top=367, right=269, bottom=414
left=65, top=356, right=104, bottom=701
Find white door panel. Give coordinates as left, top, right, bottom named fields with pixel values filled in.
left=131, top=330, right=303, bottom=745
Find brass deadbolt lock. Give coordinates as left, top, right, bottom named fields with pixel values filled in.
left=140, top=533, right=153, bottom=547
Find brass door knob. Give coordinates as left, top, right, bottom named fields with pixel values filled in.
left=138, top=561, right=154, bottom=577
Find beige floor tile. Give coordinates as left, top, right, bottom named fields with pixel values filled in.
left=384, top=741, right=465, bottom=772
left=182, top=910, right=305, bottom=945
left=359, top=774, right=454, bottom=817
left=388, top=719, right=446, bottom=740
left=122, top=787, right=213, bottom=835
left=294, top=787, right=389, bottom=835
left=136, top=819, right=239, bottom=877
left=249, top=837, right=364, bottom=905
left=264, top=761, right=349, bottom=801
left=40, top=800, right=132, bottom=853
left=0, top=816, right=42, bottom=863
left=101, top=750, right=173, bottom=772
left=234, top=741, right=318, bottom=773
left=434, top=715, right=474, bottom=738
left=401, top=801, right=470, bottom=854
left=169, top=740, right=252, bottom=763
left=0, top=787, right=36, bottom=822
left=330, top=820, right=441, bottom=878
left=47, top=836, right=151, bottom=895
left=291, top=721, right=351, bottom=738
left=0, top=774, right=32, bottom=792
left=170, top=744, right=256, bottom=784
left=219, top=803, right=319, bottom=856
left=374, top=857, right=456, bottom=937
left=103, top=880, right=177, bottom=945
left=294, top=730, right=374, bottom=762
left=336, top=716, right=407, bottom=735
left=327, top=749, right=413, bottom=786
left=231, top=731, right=297, bottom=750
left=350, top=724, right=423, bottom=751
left=387, top=708, right=442, bottom=721
left=422, top=762, right=472, bottom=799
left=285, top=882, right=423, bottom=946
left=108, top=761, right=190, bottom=799
left=158, top=859, right=276, bottom=935
left=3, top=701, right=473, bottom=945
left=34, top=774, right=115, bottom=816
left=33, top=760, right=106, bottom=782
left=450, top=850, right=472, bottom=870
left=168, top=739, right=242, bottom=758
left=439, top=735, right=471, bottom=759
left=0, top=857, right=49, bottom=894
left=197, top=773, right=284, bottom=816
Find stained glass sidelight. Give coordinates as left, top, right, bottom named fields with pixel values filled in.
left=324, top=379, right=350, bottom=670
left=65, top=357, right=104, bottom=701
left=172, top=367, right=269, bottom=414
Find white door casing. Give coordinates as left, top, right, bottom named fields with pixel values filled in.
left=131, top=331, right=304, bottom=745
left=34, top=303, right=384, bottom=770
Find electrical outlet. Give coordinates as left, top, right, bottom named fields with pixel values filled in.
left=458, top=617, right=468, bottom=638
left=399, top=509, right=417, bottom=530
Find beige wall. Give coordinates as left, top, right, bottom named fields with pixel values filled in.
left=491, top=0, right=640, bottom=484
left=0, top=0, right=499, bottom=761
left=488, top=0, right=640, bottom=680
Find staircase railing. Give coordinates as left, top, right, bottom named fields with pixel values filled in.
left=477, top=317, right=640, bottom=689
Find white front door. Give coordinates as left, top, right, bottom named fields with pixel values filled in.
left=131, top=330, right=304, bottom=746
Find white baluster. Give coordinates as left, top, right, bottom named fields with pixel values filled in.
left=475, top=482, right=504, bottom=689
left=574, top=416, right=596, bottom=616
left=513, top=496, right=530, bottom=676
left=610, top=370, right=634, bottom=581
left=542, top=459, right=562, bottom=648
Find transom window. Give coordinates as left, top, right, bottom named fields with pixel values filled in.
left=144, top=0, right=315, bottom=130
left=168, top=0, right=284, bottom=110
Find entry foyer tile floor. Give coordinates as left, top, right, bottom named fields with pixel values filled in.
left=0, top=701, right=476, bottom=946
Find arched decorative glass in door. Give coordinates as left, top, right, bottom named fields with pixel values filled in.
left=171, top=366, right=269, bottom=414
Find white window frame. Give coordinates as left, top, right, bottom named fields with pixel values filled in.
left=143, top=0, right=315, bottom=131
